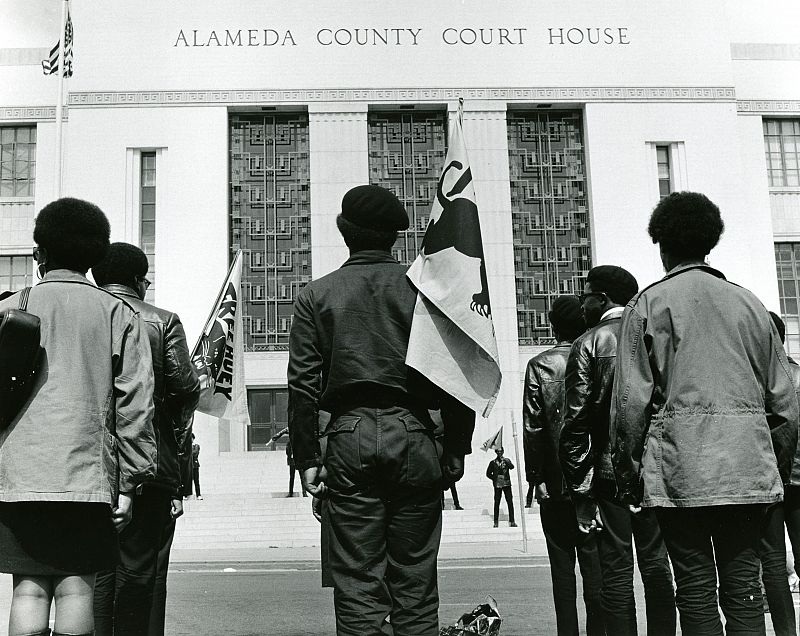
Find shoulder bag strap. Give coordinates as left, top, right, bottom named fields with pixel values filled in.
left=18, top=287, right=31, bottom=311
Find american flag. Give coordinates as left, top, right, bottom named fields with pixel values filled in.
left=41, top=4, right=73, bottom=77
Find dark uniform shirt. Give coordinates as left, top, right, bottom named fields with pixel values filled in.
left=287, top=250, right=475, bottom=470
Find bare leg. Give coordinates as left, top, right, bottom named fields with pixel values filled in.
left=9, top=575, right=53, bottom=636
left=53, top=574, right=95, bottom=636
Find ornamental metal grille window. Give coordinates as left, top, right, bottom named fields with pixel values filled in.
left=140, top=152, right=156, bottom=302
left=775, top=242, right=800, bottom=356
left=0, top=126, right=36, bottom=198
left=0, top=255, right=33, bottom=293
left=230, top=113, right=310, bottom=351
left=368, top=111, right=447, bottom=265
left=508, top=111, right=591, bottom=345
left=764, top=119, right=800, bottom=187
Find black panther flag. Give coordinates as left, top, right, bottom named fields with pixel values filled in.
left=406, top=104, right=502, bottom=417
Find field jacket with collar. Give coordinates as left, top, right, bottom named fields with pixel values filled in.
left=287, top=250, right=475, bottom=471
left=611, top=264, right=798, bottom=508
left=103, top=284, right=200, bottom=497
left=0, top=270, right=156, bottom=504
left=559, top=312, right=622, bottom=509
left=523, top=342, right=572, bottom=500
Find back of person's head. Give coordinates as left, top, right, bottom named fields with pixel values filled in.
left=336, top=185, right=408, bottom=252
left=548, top=295, right=585, bottom=341
left=33, top=198, right=110, bottom=273
left=586, top=265, right=639, bottom=306
left=92, top=242, right=149, bottom=289
left=648, top=192, right=724, bottom=260
left=770, top=311, right=787, bottom=345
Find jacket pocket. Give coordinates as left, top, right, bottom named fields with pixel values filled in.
left=400, top=415, right=442, bottom=488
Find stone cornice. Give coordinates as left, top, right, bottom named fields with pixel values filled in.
left=0, top=106, right=61, bottom=121
left=66, top=86, right=737, bottom=108
left=737, top=100, right=800, bottom=115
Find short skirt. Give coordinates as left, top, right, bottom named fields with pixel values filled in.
left=0, top=501, right=119, bottom=575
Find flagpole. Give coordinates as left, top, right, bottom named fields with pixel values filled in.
left=53, top=0, right=68, bottom=197
left=510, top=413, right=528, bottom=554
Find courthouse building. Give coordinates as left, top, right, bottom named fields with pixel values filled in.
left=1, top=1, right=799, bottom=454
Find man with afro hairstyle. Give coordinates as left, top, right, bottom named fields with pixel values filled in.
left=92, top=242, right=200, bottom=636
left=611, top=192, right=799, bottom=634
left=560, top=266, right=676, bottom=636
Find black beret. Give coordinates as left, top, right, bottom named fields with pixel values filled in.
left=341, top=185, right=409, bottom=232
left=586, top=265, right=639, bottom=305
left=548, top=296, right=583, bottom=333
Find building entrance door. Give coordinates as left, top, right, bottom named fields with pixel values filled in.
left=247, top=388, right=288, bottom=451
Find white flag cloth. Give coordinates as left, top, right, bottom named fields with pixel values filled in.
left=191, top=250, right=251, bottom=429
left=406, top=108, right=502, bottom=416
left=481, top=427, right=504, bottom=452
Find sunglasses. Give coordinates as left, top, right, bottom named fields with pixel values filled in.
left=577, top=291, right=608, bottom=304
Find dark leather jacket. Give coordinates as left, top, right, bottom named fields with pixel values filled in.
left=523, top=343, right=572, bottom=500
left=790, top=357, right=800, bottom=486
left=559, top=312, right=622, bottom=506
left=104, top=285, right=200, bottom=496
left=611, top=265, right=798, bottom=508
left=287, top=250, right=475, bottom=470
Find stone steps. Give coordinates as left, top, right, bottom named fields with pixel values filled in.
left=174, top=452, right=545, bottom=551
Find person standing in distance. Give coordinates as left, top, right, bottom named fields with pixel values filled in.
left=560, top=265, right=676, bottom=636
left=486, top=447, right=516, bottom=528
left=611, top=192, right=798, bottom=634
left=524, top=295, right=603, bottom=636
left=91, top=243, right=200, bottom=635
left=288, top=185, right=475, bottom=636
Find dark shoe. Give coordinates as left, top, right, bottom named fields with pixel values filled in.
left=302, top=491, right=308, bottom=497
left=509, top=521, right=518, bottom=527
left=493, top=521, right=498, bottom=528
left=524, top=504, right=532, bottom=508
left=454, top=506, right=464, bottom=510
left=285, top=493, right=294, bottom=497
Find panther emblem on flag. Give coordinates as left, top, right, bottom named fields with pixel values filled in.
left=420, top=160, right=491, bottom=318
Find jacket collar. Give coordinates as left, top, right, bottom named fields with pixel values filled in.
left=663, top=262, right=726, bottom=282
left=102, top=283, right=140, bottom=301
left=341, top=250, right=400, bottom=267
left=40, top=269, right=90, bottom=284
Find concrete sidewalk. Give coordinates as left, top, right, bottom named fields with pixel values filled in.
left=171, top=538, right=541, bottom=564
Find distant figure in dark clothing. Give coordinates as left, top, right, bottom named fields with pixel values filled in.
left=191, top=435, right=202, bottom=500
left=486, top=448, right=516, bottom=528
left=272, top=427, right=306, bottom=497
left=441, top=484, right=463, bottom=510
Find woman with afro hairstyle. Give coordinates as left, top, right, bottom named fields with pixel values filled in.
left=610, top=192, right=799, bottom=634
left=0, top=198, right=156, bottom=636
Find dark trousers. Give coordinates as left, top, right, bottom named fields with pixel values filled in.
left=785, top=486, right=800, bottom=599
left=288, top=465, right=307, bottom=496
left=441, top=484, right=460, bottom=509
left=526, top=482, right=535, bottom=507
left=148, top=516, right=176, bottom=636
left=596, top=496, right=676, bottom=636
left=540, top=499, right=605, bottom=636
left=657, top=505, right=767, bottom=636
left=94, top=487, right=173, bottom=636
left=325, top=406, right=443, bottom=636
left=759, top=503, right=795, bottom=636
left=493, top=486, right=515, bottom=524
left=192, top=465, right=201, bottom=496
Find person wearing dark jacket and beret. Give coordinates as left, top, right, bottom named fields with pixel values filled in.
left=91, top=243, right=200, bottom=636
left=287, top=184, right=475, bottom=636
left=560, top=265, right=676, bottom=636
left=610, top=192, right=799, bottom=635
left=524, top=295, right=603, bottom=636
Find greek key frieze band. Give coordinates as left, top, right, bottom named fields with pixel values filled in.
left=65, top=86, right=737, bottom=108
left=737, top=100, right=800, bottom=115
left=0, top=106, right=60, bottom=121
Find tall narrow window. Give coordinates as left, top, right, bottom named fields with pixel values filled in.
left=764, top=119, right=800, bottom=187
left=656, top=145, right=672, bottom=199
left=0, top=126, right=36, bottom=197
left=230, top=113, right=310, bottom=351
left=775, top=243, right=800, bottom=356
left=140, top=152, right=156, bottom=302
left=0, top=255, right=34, bottom=293
left=246, top=388, right=288, bottom=451
left=508, top=111, right=591, bottom=345
left=368, top=110, right=447, bottom=264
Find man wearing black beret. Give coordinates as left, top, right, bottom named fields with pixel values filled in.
left=287, top=185, right=475, bottom=636
left=559, top=265, right=676, bottom=636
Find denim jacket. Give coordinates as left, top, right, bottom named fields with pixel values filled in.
left=611, top=264, right=799, bottom=508
left=0, top=270, right=156, bottom=503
